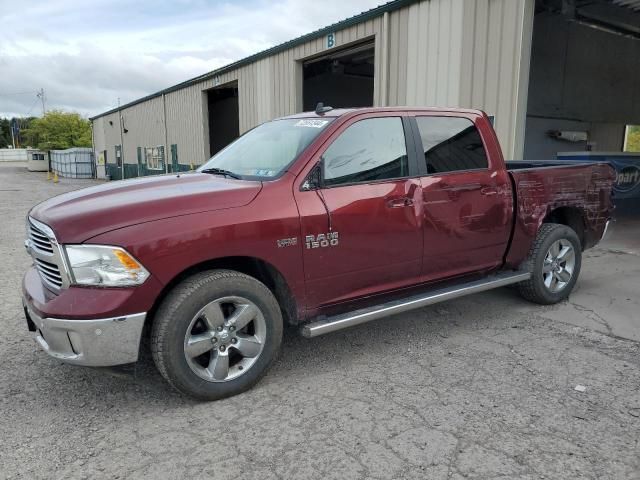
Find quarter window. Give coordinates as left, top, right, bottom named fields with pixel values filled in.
left=415, top=117, right=488, bottom=174
left=322, top=117, right=408, bottom=187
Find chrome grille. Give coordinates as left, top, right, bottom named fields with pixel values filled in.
left=28, top=221, right=54, bottom=255
left=26, top=217, right=69, bottom=292
left=34, top=258, right=63, bottom=289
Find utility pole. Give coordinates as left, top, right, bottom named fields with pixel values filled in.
left=37, top=88, right=46, bottom=116
left=117, top=97, right=125, bottom=179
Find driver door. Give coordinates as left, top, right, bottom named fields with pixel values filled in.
left=293, top=113, right=424, bottom=309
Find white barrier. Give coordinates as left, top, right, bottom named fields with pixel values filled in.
left=50, top=148, right=95, bottom=178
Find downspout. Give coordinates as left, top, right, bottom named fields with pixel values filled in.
left=119, top=108, right=125, bottom=179
left=90, top=120, right=96, bottom=179
left=512, top=0, right=535, bottom=160
left=380, top=11, right=390, bottom=107
left=162, top=92, right=169, bottom=173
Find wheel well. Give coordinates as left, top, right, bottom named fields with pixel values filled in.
left=145, top=257, right=298, bottom=335
left=543, top=207, right=585, bottom=248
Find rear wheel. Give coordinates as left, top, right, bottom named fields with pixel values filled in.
left=518, top=223, right=582, bottom=305
left=151, top=270, right=283, bottom=400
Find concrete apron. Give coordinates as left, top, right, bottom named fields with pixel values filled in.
left=515, top=213, right=640, bottom=342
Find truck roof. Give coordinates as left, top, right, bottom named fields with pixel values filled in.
left=279, top=106, right=486, bottom=120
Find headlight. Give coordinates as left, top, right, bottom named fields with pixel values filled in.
left=64, top=245, right=150, bottom=287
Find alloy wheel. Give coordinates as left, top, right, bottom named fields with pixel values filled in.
left=542, top=239, right=576, bottom=293
left=183, top=296, right=266, bottom=382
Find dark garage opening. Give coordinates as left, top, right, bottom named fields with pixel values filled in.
left=208, top=84, right=239, bottom=156
left=524, top=0, right=640, bottom=212
left=303, top=41, right=374, bottom=111
left=524, top=0, right=640, bottom=159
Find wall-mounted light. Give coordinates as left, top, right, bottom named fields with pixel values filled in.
left=547, top=130, right=588, bottom=142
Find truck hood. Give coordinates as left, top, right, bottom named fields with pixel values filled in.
left=30, top=173, right=262, bottom=243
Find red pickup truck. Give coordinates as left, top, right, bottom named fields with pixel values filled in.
left=23, top=106, right=614, bottom=400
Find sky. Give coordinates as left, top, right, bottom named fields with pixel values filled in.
left=0, top=0, right=384, bottom=119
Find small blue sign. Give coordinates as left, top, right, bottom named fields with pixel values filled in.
left=327, top=32, right=335, bottom=49
left=557, top=152, right=640, bottom=201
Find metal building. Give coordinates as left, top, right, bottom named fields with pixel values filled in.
left=91, top=0, right=640, bottom=180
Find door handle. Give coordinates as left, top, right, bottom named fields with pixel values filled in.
left=481, top=187, right=498, bottom=196
left=386, top=197, right=414, bottom=208
left=444, top=183, right=481, bottom=192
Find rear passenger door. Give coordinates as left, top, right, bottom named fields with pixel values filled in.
left=410, top=113, right=513, bottom=282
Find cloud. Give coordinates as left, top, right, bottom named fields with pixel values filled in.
left=0, top=0, right=383, bottom=118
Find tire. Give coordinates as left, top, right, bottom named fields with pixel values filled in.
left=151, top=269, right=283, bottom=400
left=518, top=223, right=582, bottom=305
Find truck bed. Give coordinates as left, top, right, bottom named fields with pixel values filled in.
left=504, top=160, right=615, bottom=268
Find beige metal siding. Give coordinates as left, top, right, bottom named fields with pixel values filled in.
left=237, top=17, right=382, bottom=129
left=102, top=112, right=122, bottom=159
left=119, top=96, right=165, bottom=167
left=165, top=79, right=214, bottom=166
left=92, top=117, right=105, bottom=153
left=91, top=0, right=535, bottom=167
left=400, top=0, right=466, bottom=107
left=459, top=0, right=534, bottom=159
left=91, top=117, right=107, bottom=177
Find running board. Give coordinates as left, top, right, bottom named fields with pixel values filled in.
left=300, top=271, right=531, bottom=338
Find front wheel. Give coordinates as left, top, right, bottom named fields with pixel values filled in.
left=518, top=223, right=582, bottom=305
left=151, top=270, right=283, bottom=400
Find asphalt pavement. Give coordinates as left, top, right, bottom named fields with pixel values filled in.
left=1, top=163, right=638, bottom=480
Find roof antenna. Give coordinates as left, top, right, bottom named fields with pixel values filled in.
left=315, top=102, right=333, bottom=115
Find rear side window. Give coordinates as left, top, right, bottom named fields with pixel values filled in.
left=322, top=117, right=408, bottom=187
left=415, top=116, right=488, bottom=174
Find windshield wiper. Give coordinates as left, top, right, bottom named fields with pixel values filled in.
left=200, top=167, right=242, bottom=180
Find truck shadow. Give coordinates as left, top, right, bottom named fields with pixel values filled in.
left=75, top=286, right=527, bottom=406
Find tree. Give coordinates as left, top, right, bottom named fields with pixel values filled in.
left=0, top=117, right=36, bottom=148
left=0, top=118, right=11, bottom=148
left=22, top=110, right=92, bottom=150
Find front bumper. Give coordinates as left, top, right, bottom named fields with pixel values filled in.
left=24, top=301, right=146, bottom=366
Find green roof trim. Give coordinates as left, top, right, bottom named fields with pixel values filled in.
left=90, top=0, right=419, bottom=120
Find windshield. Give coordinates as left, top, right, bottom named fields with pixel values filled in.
left=198, top=118, right=333, bottom=179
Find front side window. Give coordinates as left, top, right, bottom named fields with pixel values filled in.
left=322, top=117, right=408, bottom=187
left=416, top=116, right=488, bottom=174
left=199, top=118, right=332, bottom=179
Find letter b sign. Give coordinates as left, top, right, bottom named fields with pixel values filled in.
left=327, top=32, right=335, bottom=49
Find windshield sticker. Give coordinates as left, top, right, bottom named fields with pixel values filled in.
left=295, top=119, right=329, bottom=128
left=253, top=169, right=277, bottom=177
